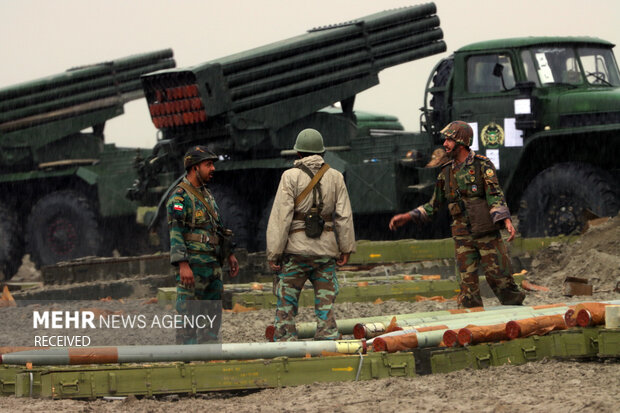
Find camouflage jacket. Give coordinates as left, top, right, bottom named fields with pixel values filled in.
left=415, top=150, right=510, bottom=236
left=166, top=177, right=222, bottom=266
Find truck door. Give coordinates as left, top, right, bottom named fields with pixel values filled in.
left=452, top=52, right=522, bottom=184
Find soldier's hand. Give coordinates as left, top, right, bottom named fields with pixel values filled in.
left=179, top=261, right=195, bottom=289
left=504, top=218, right=516, bottom=242
left=336, top=252, right=350, bottom=266
left=268, top=260, right=281, bottom=272
left=389, top=213, right=412, bottom=231
left=228, top=254, right=239, bottom=278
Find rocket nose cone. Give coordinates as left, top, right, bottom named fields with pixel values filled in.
left=443, top=329, right=459, bottom=347
left=353, top=324, right=366, bottom=339
left=457, top=328, right=474, bottom=346
left=505, top=320, right=521, bottom=339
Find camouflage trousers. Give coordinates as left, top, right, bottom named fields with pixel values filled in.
left=274, top=255, right=339, bottom=341
left=175, top=263, right=223, bottom=344
left=454, top=233, right=525, bottom=308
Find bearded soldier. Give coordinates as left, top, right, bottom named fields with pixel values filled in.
left=166, top=145, right=239, bottom=344
left=267, top=129, right=356, bottom=341
left=389, top=121, right=525, bottom=308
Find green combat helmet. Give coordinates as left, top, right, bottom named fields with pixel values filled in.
left=440, top=120, right=473, bottom=148
left=183, top=145, right=219, bottom=170
left=293, top=128, right=325, bottom=154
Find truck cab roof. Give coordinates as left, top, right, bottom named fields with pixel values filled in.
left=457, top=37, right=614, bottom=52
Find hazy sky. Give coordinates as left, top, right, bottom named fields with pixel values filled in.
left=2, top=0, right=619, bottom=148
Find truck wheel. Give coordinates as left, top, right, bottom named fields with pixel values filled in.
left=26, top=190, right=103, bottom=268
left=209, top=185, right=252, bottom=250
left=517, top=163, right=619, bottom=237
left=0, top=203, right=24, bottom=280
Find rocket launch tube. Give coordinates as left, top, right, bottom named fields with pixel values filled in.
left=371, top=306, right=574, bottom=352
left=360, top=300, right=620, bottom=340
left=0, top=340, right=366, bottom=366
left=266, top=306, right=518, bottom=341
left=371, top=300, right=620, bottom=352
left=361, top=305, right=570, bottom=341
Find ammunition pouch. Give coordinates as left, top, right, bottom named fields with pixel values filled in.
left=464, top=198, right=500, bottom=237
left=447, top=202, right=464, bottom=217
left=303, top=207, right=325, bottom=238
left=217, top=228, right=234, bottom=266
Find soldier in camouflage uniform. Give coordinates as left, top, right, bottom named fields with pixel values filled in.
left=166, top=146, right=239, bottom=344
left=266, top=129, right=356, bottom=341
left=389, top=121, right=525, bottom=308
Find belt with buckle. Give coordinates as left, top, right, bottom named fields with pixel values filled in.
left=183, top=233, right=219, bottom=245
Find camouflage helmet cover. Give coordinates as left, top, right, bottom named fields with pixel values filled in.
left=441, top=120, right=473, bottom=147
left=183, top=145, right=218, bottom=170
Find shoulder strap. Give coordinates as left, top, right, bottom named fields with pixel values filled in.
left=294, top=163, right=330, bottom=207
left=178, top=181, right=220, bottom=224
left=473, top=157, right=485, bottom=195
left=442, top=163, right=453, bottom=201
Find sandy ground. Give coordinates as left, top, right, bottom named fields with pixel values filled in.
left=0, top=216, right=618, bottom=411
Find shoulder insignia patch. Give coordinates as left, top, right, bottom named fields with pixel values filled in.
left=475, top=154, right=489, bottom=161
left=195, top=210, right=204, bottom=218
left=173, top=203, right=184, bottom=211
left=485, top=168, right=494, bottom=177
left=173, top=196, right=185, bottom=202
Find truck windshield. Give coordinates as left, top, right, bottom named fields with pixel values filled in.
left=577, top=47, right=620, bottom=86
left=522, top=45, right=620, bottom=87
left=523, top=47, right=582, bottom=86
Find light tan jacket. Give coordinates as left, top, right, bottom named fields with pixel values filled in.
left=266, top=155, right=356, bottom=261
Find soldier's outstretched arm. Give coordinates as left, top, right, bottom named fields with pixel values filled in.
left=391, top=169, right=446, bottom=231
left=389, top=212, right=412, bottom=230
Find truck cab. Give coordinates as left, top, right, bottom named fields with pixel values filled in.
left=424, top=37, right=620, bottom=236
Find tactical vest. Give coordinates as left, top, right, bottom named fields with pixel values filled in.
left=442, top=156, right=485, bottom=203
left=176, top=181, right=220, bottom=245
left=442, top=156, right=500, bottom=236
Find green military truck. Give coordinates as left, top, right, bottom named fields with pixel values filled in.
left=128, top=3, right=619, bottom=252
left=423, top=36, right=619, bottom=237
left=0, top=50, right=175, bottom=279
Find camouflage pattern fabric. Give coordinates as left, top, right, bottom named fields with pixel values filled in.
left=440, top=120, right=473, bottom=147
left=166, top=177, right=224, bottom=344
left=454, top=233, right=525, bottom=308
left=274, top=255, right=339, bottom=341
left=415, top=150, right=524, bottom=308
left=175, top=265, right=223, bottom=344
left=419, top=150, right=511, bottom=231
left=166, top=177, right=222, bottom=266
